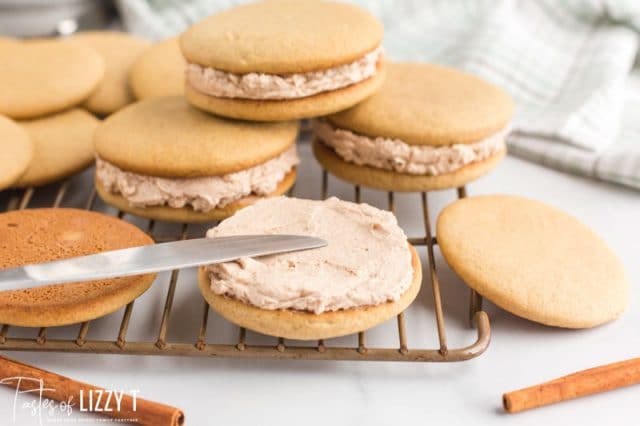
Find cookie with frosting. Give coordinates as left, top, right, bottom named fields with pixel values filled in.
left=313, top=62, right=514, bottom=191
left=94, top=96, right=299, bottom=222
left=198, top=196, right=421, bottom=340
left=180, top=0, right=385, bottom=121
left=0, top=208, right=155, bottom=327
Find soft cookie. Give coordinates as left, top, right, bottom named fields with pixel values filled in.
left=130, top=37, right=186, bottom=100
left=199, top=197, right=421, bottom=340
left=437, top=195, right=629, bottom=328
left=0, top=208, right=156, bottom=327
left=313, top=62, right=514, bottom=191
left=12, top=109, right=99, bottom=188
left=180, top=0, right=385, bottom=121
left=94, top=97, right=299, bottom=222
left=72, top=31, right=152, bottom=115
left=0, top=115, right=32, bottom=190
left=0, top=39, right=103, bottom=119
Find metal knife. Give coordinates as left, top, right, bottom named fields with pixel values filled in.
left=0, top=235, right=326, bottom=291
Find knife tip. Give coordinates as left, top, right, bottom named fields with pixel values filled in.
left=310, top=237, right=328, bottom=248
left=295, top=236, right=327, bottom=248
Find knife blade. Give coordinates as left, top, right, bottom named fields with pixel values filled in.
left=0, top=235, right=327, bottom=291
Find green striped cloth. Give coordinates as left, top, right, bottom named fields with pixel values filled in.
left=118, top=0, right=640, bottom=190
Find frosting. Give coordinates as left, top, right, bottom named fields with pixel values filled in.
left=186, top=47, right=382, bottom=100
left=96, top=146, right=298, bottom=212
left=206, top=197, right=413, bottom=314
left=313, top=119, right=509, bottom=175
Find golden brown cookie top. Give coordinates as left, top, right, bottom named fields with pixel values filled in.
left=0, top=208, right=153, bottom=308
left=13, top=109, right=98, bottom=188
left=130, top=37, right=186, bottom=100
left=0, top=39, right=104, bottom=119
left=327, top=62, right=515, bottom=146
left=180, top=0, right=383, bottom=74
left=0, top=115, right=32, bottom=190
left=72, top=31, right=152, bottom=115
left=94, top=96, right=299, bottom=177
left=436, top=195, right=628, bottom=328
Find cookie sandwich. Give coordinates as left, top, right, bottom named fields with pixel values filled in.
left=130, top=37, right=186, bottom=100
left=437, top=195, right=629, bottom=328
left=12, top=109, right=99, bottom=188
left=180, top=0, right=385, bottom=121
left=95, top=97, right=299, bottom=223
left=198, top=197, right=422, bottom=340
left=313, top=63, right=514, bottom=191
left=0, top=39, right=103, bottom=119
left=0, top=208, right=156, bottom=327
left=73, top=31, right=151, bottom=115
left=0, top=115, right=32, bottom=190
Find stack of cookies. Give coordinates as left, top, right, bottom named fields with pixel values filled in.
left=0, top=33, right=164, bottom=326
left=0, top=0, right=630, bottom=341
left=0, top=0, right=433, bottom=339
left=0, top=31, right=151, bottom=189
left=0, top=38, right=101, bottom=188
left=98, top=0, right=514, bottom=222
left=90, top=0, right=518, bottom=339
left=95, top=0, right=388, bottom=222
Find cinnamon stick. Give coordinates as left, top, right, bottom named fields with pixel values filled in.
left=503, top=357, right=640, bottom=413
left=0, top=355, right=183, bottom=425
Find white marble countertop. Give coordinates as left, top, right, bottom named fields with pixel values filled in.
left=0, top=140, right=638, bottom=425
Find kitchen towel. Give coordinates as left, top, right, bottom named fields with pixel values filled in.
left=117, top=0, right=640, bottom=190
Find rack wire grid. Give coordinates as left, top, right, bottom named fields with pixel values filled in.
left=0, top=144, right=490, bottom=362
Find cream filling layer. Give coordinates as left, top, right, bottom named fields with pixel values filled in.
left=313, top=120, right=509, bottom=175
left=95, top=146, right=298, bottom=212
left=206, top=196, right=413, bottom=314
left=186, top=47, right=383, bottom=100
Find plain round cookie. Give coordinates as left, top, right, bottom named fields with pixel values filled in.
left=436, top=195, right=629, bottom=328
left=327, top=62, right=515, bottom=146
left=0, top=39, right=104, bottom=119
left=313, top=139, right=506, bottom=191
left=130, top=37, right=186, bottom=100
left=185, top=67, right=385, bottom=122
left=180, top=0, right=383, bottom=74
left=73, top=31, right=151, bottom=115
left=12, top=109, right=99, bottom=188
left=96, top=169, right=296, bottom=223
left=198, top=245, right=421, bottom=340
left=0, top=115, right=32, bottom=190
left=0, top=208, right=156, bottom=327
left=95, top=96, right=299, bottom=177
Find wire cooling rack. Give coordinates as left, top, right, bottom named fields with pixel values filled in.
left=0, top=143, right=490, bottom=362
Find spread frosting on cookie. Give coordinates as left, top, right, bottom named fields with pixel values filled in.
left=205, top=197, right=413, bottom=314
left=186, top=47, right=382, bottom=100
left=96, top=146, right=298, bottom=212
left=313, top=119, right=508, bottom=175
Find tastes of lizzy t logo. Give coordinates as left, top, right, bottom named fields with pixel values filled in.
left=0, top=376, right=139, bottom=424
